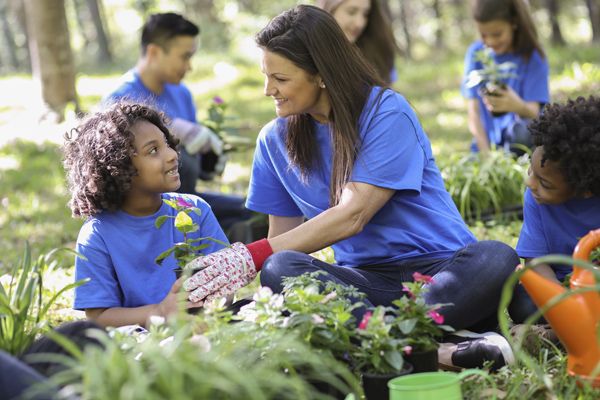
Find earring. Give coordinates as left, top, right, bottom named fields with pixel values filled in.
left=320, top=82, right=326, bottom=89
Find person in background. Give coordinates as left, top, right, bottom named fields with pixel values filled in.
left=104, top=12, right=254, bottom=236
left=182, top=5, right=520, bottom=371
left=461, top=0, right=549, bottom=155
left=317, top=0, right=400, bottom=84
left=64, top=102, right=228, bottom=328
left=509, top=96, right=600, bottom=325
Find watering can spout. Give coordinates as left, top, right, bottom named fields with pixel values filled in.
left=519, top=229, right=600, bottom=385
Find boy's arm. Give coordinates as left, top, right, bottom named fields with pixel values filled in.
left=85, top=278, right=187, bottom=328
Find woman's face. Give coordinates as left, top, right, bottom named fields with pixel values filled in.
left=261, top=49, right=330, bottom=122
left=476, top=19, right=515, bottom=55
left=332, top=0, right=371, bottom=43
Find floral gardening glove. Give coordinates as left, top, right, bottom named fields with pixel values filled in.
left=183, top=240, right=272, bottom=303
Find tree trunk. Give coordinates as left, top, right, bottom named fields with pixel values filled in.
left=432, top=0, right=444, bottom=49
left=7, top=0, right=31, bottom=71
left=585, top=0, right=600, bottom=43
left=72, top=0, right=93, bottom=48
left=398, top=0, right=412, bottom=59
left=544, top=0, right=566, bottom=45
left=86, top=0, right=112, bottom=62
left=0, top=2, right=20, bottom=70
left=24, top=0, right=79, bottom=121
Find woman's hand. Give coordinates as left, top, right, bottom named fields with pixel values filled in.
left=483, top=86, right=521, bottom=114
left=183, top=243, right=258, bottom=304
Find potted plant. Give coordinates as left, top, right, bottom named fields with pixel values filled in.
left=352, top=306, right=413, bottom=400
left=390, top=272, right=454, bottom=373
left=464, top=46, right=517, bottom=117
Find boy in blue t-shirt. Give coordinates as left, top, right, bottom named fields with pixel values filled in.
left=63, top=102, right=228, bottom=328
left=509, top=96, right=600, bottom=324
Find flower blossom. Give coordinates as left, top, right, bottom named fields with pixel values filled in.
left=428, top=310, right=444, bottom=324
left=358, top=311, right=373, bottom=330
left=176, top=198, right=193, bottom=208
left=403, top=345, right=413, bottom=355
left=412, top=272, right=434, bottom=284
left=213, top=96, right=224, bottom=104
left=402, top=286, right=414, bottom=299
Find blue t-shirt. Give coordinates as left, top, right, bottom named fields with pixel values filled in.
left=74, top=193, right=228, bottom=310
left=516, top=188, right=600, bottom=281
left=104, top=69, right=197, bottom=123
left=461, top=41, right=549, bottom=149
left=246, top=87, right=476, bottom=267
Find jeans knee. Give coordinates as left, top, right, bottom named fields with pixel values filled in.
left=260, top=250, right=310, bottom=291
left=478, top=240, right=520, bottom=276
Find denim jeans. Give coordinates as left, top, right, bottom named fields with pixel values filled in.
left=507, top=276, right=547, bottom=324
left=260, top=240, right=519, bottom=331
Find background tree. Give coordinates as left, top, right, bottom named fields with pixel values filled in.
left=72, top=0, right=113, bottom=63
left=585, top=0, right=600, bottom=43
left=24, top=0, right=79, bottom=121
left=544, top=0, right=566, bottom=46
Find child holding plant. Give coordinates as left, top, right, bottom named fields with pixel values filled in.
left=509, top=96, right=600, bottom=324
left=461, top=0, right=549, bottom=154
left=63, top=102, right=228, bottom=328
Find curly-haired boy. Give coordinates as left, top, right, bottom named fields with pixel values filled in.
left=63, top=102, right=228, bottom=328
left=509, top=96, right=600, bottom=324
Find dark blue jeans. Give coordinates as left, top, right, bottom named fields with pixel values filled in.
left=260, top=240, right=519, bottom=332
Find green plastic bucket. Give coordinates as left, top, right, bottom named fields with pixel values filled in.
left=388, top=370, right=495, bottom=400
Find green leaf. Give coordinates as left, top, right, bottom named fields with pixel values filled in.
left=174, top=211, right=193, bottom=230
left=155, top=215, right=169, bottom=229
left=384, top=350, right=404, bottom=371
left=397, top=319, right=417, bottom=335
left=155, top=248, right=175, bottom=265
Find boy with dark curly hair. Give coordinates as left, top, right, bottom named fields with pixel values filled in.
left=63, top=102, right=228, bottom=328
left=509, top=96, right=600, bottom=324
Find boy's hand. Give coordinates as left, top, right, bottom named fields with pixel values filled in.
left=183, top=243, right=258, bottom=303
left=483, top=86, right=522, bottom=114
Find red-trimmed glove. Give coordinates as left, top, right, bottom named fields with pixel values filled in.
left=183, top=239, right=273, bottom=303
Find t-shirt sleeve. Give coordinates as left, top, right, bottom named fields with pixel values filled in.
left=521, top=51, right=550, bottom=105
left=73, top=221, right=124, bottom=310
left=516, top=189, right=549, bottom=258
left=461, top=42, right=481, bottom=99
left=351, top=94, right=425, bottom=193
left=246, top=122, right=303, bottom=217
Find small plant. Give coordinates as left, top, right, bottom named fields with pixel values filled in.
left=465, top=47, right=517, bottom=94
left=439, top=150, right=529, bottom=221
left=0, top=243, right=86, bottom=355
left=154, top=197, right=226, bottom=270
left=390, top=272, right=454, bottom=353
left=202, top=96, right=251, bottom=151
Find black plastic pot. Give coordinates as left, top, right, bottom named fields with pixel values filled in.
left=361, top=363, right=413, bottom=400
left=405, top=348, right=438, bottom=373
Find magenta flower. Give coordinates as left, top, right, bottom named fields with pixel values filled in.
left=403, top=345, right=413, bottom=355
left=412, top=272, right=434, bottom=284
left=428, top=310, right=444, bottom=324
left=176, top=198, right=193, bottom=208
left=213, top=96, right=224, bottom=104
left=402, top=285, right=414, bottom=299
left=358, top=311, right=373, bottom=330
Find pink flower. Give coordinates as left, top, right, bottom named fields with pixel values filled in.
left=402, top=286, right=414, bottom=299
left=412, top=272, right=434, bottom=284
left=213, top=96, right=224, bottom=104
left=403, top=345, right=413, bottom=355
left=176, top=198, right=193, bottom=208
left=358, top=311, right=373, bottom=330
left=428, top=310, right=444, bottom=324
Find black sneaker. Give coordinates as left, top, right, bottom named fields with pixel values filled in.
left=439, top=330, right=515, bottom=371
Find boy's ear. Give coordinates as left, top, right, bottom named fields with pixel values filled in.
left=146, top=43, right=162, bottom=61
left=582, top=190, right=594, bottom=199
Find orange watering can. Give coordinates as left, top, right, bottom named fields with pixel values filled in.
left=519, top=229, right=600, bottom=386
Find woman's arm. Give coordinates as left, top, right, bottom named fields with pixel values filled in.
left=467, top=99, right=490, bottom=154
left=268, top=181, right=394, bottom=254
left=268, top=215, right=304, bottom=238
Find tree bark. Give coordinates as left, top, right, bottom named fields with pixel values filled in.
left=432, top=0, right=444, bottom=49
left=0, top=1, right=20, bottom=70
left=7, top=0, right=31, bottom=71
left=544, top=0, right=566, bottom=46
left=24, top=0, right=79, bottom=121
left=585, top=0, right=600, bottom=43
left=86, top=0, right=112, bottom=62
left=398, top=0, right=412, bottom=59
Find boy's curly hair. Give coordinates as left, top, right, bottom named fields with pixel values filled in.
left=529, top=96, right=600, bottom=197
left=63, top=102, right=178, bottom=218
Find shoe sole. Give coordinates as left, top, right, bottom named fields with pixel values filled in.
left=449, top=330, right=515, bottom=365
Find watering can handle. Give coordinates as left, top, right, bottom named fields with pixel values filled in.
left=573, top=229, right=600, bottom=261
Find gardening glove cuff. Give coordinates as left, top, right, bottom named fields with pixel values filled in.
left=183, top=240, right=272, bottom=303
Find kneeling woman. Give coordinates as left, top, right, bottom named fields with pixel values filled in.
left=184, top=5, right=518, bottom=342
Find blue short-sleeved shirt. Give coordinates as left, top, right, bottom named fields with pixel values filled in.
left=104, top=69, right=197, bottom=123
left=74, top=193, right=228, bottom=310
left=246, top=87, right=476, bottom=267
left=461, top=41, right=549, bottom=148
left=516, top=188, right=600, bottom=281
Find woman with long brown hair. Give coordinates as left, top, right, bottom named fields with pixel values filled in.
left=317, top=0, right=399, bottom=84
left=183, top=5, right=519, bottom=370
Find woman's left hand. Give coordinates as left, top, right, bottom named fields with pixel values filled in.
left=182, top=243, right=258, bottom=304
left=483, top=86, right=522, bottom=114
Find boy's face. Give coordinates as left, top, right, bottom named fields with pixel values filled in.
left=526, top=146, right=574, bottom=205
left=152, top=35, right=197, bottom=85
left=129, top=120, right=180, bottom=196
